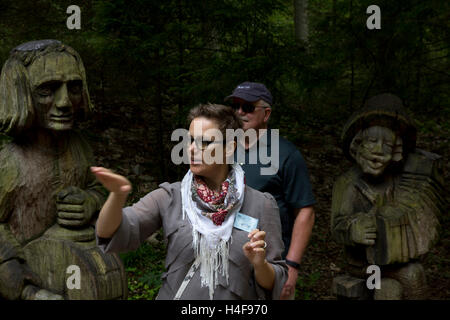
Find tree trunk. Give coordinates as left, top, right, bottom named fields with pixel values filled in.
left=349, top=0, right=354, bottom=109
left=294, top=0, right=308, bottom=42
left=155, top=50, right=167, bottom=184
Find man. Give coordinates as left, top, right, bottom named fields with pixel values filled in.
left=225, top=82, right=316, bottom=299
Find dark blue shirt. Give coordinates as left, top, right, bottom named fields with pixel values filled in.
left=234, top=129, right=316, bottom=257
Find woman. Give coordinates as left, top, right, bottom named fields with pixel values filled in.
left=94, top=103, right=287, bottom=300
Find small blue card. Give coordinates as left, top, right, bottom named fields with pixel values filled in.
left=233, top=212, right=259, bottom=233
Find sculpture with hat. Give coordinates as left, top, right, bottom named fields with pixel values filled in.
left=0, top=40, right=127, bottom=299
left=331, top=93, right=445, bottom=299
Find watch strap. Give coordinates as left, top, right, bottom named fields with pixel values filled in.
left=285, top=259, right=300, bottom=269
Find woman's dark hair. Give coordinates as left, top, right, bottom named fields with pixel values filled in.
left=187, top=103, right=242, bottom=137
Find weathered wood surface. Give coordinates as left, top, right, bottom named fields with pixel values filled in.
left=0, top=40, right=127, bottom=300
left=23, top=225, right=127, bottom=299
left=332, top=275, right=370, bottom=299
left=331, top=94, right=445, bottom=300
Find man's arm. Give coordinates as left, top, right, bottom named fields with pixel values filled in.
left=280, top=206, right=314, bottom=299
left=286, top=206, right=315, bottom=265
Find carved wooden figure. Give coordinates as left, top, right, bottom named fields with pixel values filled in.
left=0, top=40, right=127, bottom=299
left=331, top=93, right=445, bottom=299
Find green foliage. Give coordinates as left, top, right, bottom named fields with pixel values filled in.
left=307, top=0, right=449, bottom=116
left=295, top=271, right=321, bottom=300
left=1, top=0, right=447, bottom=182
left=120, top=234, right=166, bottom=300
left=0, top=0, right=448, bottom=299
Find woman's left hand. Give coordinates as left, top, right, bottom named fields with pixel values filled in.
left=243, top=229, right=267, bottom=267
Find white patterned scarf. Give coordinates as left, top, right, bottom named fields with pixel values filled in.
left=180, top=164, right=245, bottom=299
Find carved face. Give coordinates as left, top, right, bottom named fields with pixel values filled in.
left=355, top=126, right=397, bottom=177
left=28, top=52, right=83, bottom=131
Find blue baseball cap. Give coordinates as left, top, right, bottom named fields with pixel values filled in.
left=225, top=82, right=273, bottom=105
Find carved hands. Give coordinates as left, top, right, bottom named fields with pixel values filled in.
left=56, top=186, right=97, bottom=228
left=350, top=213, right=377, bottom=245
left=0, top=260, right=34, bottom=299
left=21, top=285, right=64, bottom=300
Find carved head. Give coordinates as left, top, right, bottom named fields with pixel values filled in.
left=0, top=40, right=93, bottom=136
left=350, top=126, right=402, bottom=176
left=342, top=93, right=417, bottom=175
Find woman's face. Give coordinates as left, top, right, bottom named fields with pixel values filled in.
left=188, top=117, right=230, bottom=178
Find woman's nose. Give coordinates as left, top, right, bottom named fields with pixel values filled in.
left=188, top=141, right=196, bottom=153
left=189, top=141, right=203, bottom=158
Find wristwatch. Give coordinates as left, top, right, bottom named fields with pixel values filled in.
left=285, top=259, right=300, bottom=270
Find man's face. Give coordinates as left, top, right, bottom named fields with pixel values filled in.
left=232, top=98, right=271, bottom=131
left=355, top=126, right=397, bottom=177
left=28, top=52, right=83, bottom=131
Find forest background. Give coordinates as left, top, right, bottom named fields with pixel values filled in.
left=0, top=0, right=449, bottom=299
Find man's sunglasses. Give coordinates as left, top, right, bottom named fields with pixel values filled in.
left=230, top=102, right=266, bottom=113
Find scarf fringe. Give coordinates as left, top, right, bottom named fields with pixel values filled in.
left=193, top=231, right=231, bottom=300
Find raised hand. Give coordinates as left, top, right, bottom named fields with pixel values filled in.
left=90, top=167, right=132, bottom=195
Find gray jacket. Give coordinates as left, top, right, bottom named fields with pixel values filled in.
left=97, top=182, right=287, bottom=300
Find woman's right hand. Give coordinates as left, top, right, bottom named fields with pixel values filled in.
left=90, top=167, right=132, bottom=195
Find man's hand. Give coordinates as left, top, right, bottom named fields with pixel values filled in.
left=350, top=213, right=377, bottom=245
left=281, top=206, right=314, bottom=299
left=56, top=186, right=97, bottom=228
left=280, top=265, right=298, bottom=300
